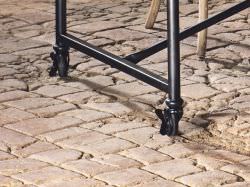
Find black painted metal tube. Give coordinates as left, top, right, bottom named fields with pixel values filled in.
left=56, top=0, right=67, bottom=45
left=61, top=33, right=169, bottom=92
left=168, top=0, right=181, bottom=101
left=125, top=0, right=250, bottom=63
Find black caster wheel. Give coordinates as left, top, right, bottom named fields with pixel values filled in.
left=156, top=109, right=179, bottom=136
left=49, top=50, right=69, bottom=78
left=49, top=65, right=58, bottom=77
left=57, top=53, right=69, bottom=78
left=49, top=52, right=58, bottom=77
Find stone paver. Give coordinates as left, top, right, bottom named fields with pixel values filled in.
left=62, top=159, right=118, bottom=177
left=13, top=166, right=81, bottom=185
left=29, top=149, right=82, bottom=165
left=0, top=0, right=249, bottom=186
left=143, top=158, right=203, bottom=180
left=120, top=146, right=172, bottom=165
left=177, top=170, right=239, bottom=187
left=59, top=109, right=113, bottom=122
left=0, top=175, right=23, bottom=187
left=5, top=116, right=82, bottom=136
left=0, top=158, right=48, bottom=175
left=0, top=108, right=35, bottom=126
left=95, top=168, right=156, bottom=186
left=42, top=178, right=107, bottom=187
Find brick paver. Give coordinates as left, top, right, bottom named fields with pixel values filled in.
left=0, top=0, right=249, bottom=186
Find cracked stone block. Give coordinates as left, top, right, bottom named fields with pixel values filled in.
left=0, top=67, right=18, bottom=77
left=222, top=182, right=250, bottom=187
left=67, top=137, right=135, bottom=156
left=0, top=79, right=28, bottom=91
left=62, top=159, right=117, bottom=177
left=115, top=127, right=159, bottom=145
left=42, top=178, right=108, bottom=187
left=221, top=160, right=250, bottom=182
left=76, top=60, right=103, bottom=72
left=158, top=142, right=211, bottom=159
left=88, top=38, right=114, bottom=47
left=182, top=58, right=208, bottom=70
left=29, top=149, right=82, bottom=165
left=59, top=109, right=113, bottom=122
left=3, top=97, right=64, bottom=110
left=94, top=28, right=152, bottom=42
left=13, top=166, right=81, bottom=185
left=83, top=102, right=132, bottom=116
left=133, top=178, right=186, bottom=187
left=56, top=131, right=110, bottom=149
left=5, top=116, right=82, bottom=136
left=190, top=153, right=230, bottom=170
left=0, top=127, right=36, bottom=150
left=69, top=20, right=124, bottom=34
left=39, top=127, right=90, bottom=143
left=177, top=170, right=239, bottom=187
left=58, top=91, right=99, bottom=104
left=182, top=83, right=219, bottom=99
left=0, top=158, right=48, bottom=175
left=102, top=82, right=158, bottom=97
left=92, top=154, right=141, bottom=169
left=120, top=146, right=172, bottom=165
left=204, top=150, right=250, bottom=163
left=84, top=75, right=115, bottom=89
left=33, top=85, right=81, bottom=98
left=95, top=168, right=156, bottom=186
left=0, top=175, right=23, bottom=187
left=29, top=103, right=77, bottom=117
left=0, top=54, right=19, bottom=64
left=0, top=108, right=35, bottom=126
left=0, top=151, right=15, bottom=161
left=94, top=121, right=149, bottom=134
left=12, top=141, right=58, bottom=158
left=132, top=93, right=164, bottom=106
left=0, top=90, right=37, bottom=103
left=143, top=159, right=202, bottom=180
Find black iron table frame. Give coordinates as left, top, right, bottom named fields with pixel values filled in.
left=50, top=0, right=250, bottom=136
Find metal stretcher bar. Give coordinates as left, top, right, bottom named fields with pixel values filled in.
left=61, top=33, right=169, bottom=92
left=125, top=0, right=250, bottom=64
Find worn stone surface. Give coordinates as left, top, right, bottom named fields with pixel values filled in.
left=177, top=170, right=239, bottom=187
left=0, top=0, right=249, bottom=186
left=0, top=158, right=48, bottom=175
left=143, top=159, right=202, bottom=180
left=29, top=149, right=82, bottom=165
left=120, top=146, right=172, bottom=165
left=0, top=108, right=35, bottom=126
left=59, top=109, right=113, bottom=122
left=13, top=166, right=81, bottom=185
left=5, top=116, right=82, bottom=136
left=95, top=168, right=156, bottom=186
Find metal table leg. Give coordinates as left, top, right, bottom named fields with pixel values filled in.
left=156, top=0, right=183, bottom=136
left=50, top=0, right=70, bottom=77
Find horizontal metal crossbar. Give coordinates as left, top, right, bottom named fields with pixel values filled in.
left=125, top=0, right=250, bottom=63
left=61, top=33, right=169, bottom=92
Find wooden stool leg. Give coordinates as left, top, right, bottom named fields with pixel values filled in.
left=197, top=0, right=208, bottom=58
left=145, top=0, right=161, bottom=29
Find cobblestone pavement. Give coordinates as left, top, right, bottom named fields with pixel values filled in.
left=0, top=0, right=249, bottom=186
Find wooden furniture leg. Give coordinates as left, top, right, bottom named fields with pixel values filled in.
left=145, top=0, right=161, bottom=29
left=197, top=0, right=208, bottom=58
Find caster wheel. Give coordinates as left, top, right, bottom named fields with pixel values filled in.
left=156, top=109, right=179, bottom=136
left=49, top=52, right=58, bottom=77
left=49, top=66, right=57, bottom=77
left=57, top=54, right=69, bottom=78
